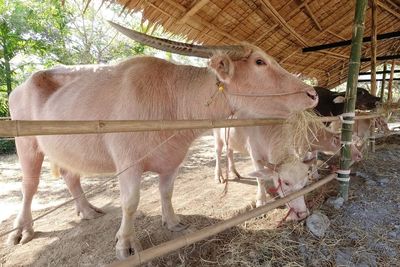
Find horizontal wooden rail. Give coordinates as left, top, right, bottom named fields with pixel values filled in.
left=108, top=173, right=336, bottom=267
left=0, top=114, right=385, bottom=137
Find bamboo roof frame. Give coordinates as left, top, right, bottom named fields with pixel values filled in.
left=109, top=0, right=400, bottom=89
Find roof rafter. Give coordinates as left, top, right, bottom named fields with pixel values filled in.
left=254, top=24, right=279, bottom=44
left=301, top=0, right=323, bottom=31
left=259, top=0, right=309, bottom=46
left=177, top=0, right=209, bottom=25
left=161, top=0, right=240, bottom=43
left=377, top=0, right=400, bottom=19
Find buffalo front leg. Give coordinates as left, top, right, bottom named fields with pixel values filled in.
left=8, top=137, right=43, bottom=245
left=61, top=169, right=104, bottom=219
left=252, top=159, right=269, bottom=207
left=115, top=169, right=143, bottom=260
left=159, top=170, right=187, bottom=232
left=214, top=134, right=225, bottom=183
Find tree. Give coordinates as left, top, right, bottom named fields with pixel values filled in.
left=0, top=0, right=69, bottom=98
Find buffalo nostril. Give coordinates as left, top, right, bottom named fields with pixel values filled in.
left=307, top=92, right=317, bottom=101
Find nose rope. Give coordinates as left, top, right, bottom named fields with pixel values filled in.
left=206, top=80, right=316, bottom=107
left=225, top=89, right=313, bottom=97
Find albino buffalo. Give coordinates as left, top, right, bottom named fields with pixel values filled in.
left=8, top=22, right=318, bottom=259
left=214, top=121, right=362, bottom=220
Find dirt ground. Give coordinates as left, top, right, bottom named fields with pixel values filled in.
left=0, top=131, right=399, bottom=266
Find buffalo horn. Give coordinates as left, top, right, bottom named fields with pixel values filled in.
left=108, top=21, right=245, bottom=58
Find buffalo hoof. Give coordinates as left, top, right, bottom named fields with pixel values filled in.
left=232, top=170, right=242, bottom=180
left=214, top=174, right=225, bottom=184
left=78, top=203, right=105, bottom=220
left=115, top=235, right=143, bottom=260
left=7, top=227, right=35, bottom=245
left=163, top=221, right=189, bottom=232
left=256, top=199, right=267, bottom=208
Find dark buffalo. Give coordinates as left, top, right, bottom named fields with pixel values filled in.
left=314, top=87, right=381, bottom=117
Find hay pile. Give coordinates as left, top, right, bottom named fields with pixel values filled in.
left=273, top=110, right=327, bottom=164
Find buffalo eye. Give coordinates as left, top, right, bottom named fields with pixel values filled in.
left=255, top=59, right=266, bottom=65
left=283, top=181, right=290, bottom=186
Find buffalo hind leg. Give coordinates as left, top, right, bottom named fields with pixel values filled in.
left=115, top=168, right=143, bottom=260
left=60, top=169, right=104, bottom=219
left=227, top=148, right=242, bottom=180
left=159, top=169, right=187, bottom=232
left=214, top=134, right=225, bottom=183
left=8, top=137, right=43, bottom=245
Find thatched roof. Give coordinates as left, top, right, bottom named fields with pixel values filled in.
left=113, top=0, right=399, bottom=88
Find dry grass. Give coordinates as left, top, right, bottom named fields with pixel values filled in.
left=279, top=110, right=327, bottom=163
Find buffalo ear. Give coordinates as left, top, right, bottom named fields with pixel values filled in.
left=209, top=54, right=234, bottom=83
left=333, top=96, right=346, bottom=104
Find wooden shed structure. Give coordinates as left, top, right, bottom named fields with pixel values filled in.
left=111, top=0, right=400, bottom=89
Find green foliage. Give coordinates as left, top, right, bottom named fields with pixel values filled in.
left=0, top=93, right=8, bottom=116
left=0, top=139, right=15, bottom=154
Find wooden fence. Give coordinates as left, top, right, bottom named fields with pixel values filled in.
left=0, top=113, right=383, bottom=137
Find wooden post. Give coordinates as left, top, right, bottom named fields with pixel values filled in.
left=369, top=0, right=378, bottom=152
left=370, top=0, right=378, bottom=96
left=388, top=60, right=395, bottom=103
left=338, top=0, right=368, bottom=201
left=380, top=63, right=387, bottom=102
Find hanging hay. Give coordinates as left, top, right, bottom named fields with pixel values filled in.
left=276, top=110, right=327, bottom=164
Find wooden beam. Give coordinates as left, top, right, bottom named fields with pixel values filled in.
left=162, top=0, right=186, bottom=12
left=361, top=54, right=400, bottom=62
left=316, top=7, right=353, bottom=38
left=388, top=60, right=396, bottom=103
left=287, top=2, right=305, bottom=19
left=259, top=0, right=309, bottom=46
left=387, top=0, right=400, bottom=10
left=359, top=78, right=400, bottom=82
left=154, top=0, right=240, bottom=43
left=327, top=30, right=347, bottom=40
left=377, top=0, right=400, bottom=19
left=303, top=1, right=323, bottom=31
left=317, top=50, right=348, bottom=60
left=281, top=62, right=326, bottom=73
left=370, top=0, right=378, bottom=96
left=279, top=49, right=299, bottom=64
left=380, top=63, right=387, bottom=101
left=254, top=24, right=279, bottom=44
left=299, top=56, right=326, bottom=74
left=360, top=70, right=400, bottom=75
left=177, top=0, right=209, bottom=24
left=303, top=31, right=400, bottom=52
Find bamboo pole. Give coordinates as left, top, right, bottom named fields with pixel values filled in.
left=338, top=0, right=368, bottom=201
left=380, top=63, right=387, bottom=102
left=0, top=114, right=383, bottom=138
left=387, top=60, right=396, bottom=103
left=370, top=0, right=378, bottom=96
left=109, top=173, right=336, bottom=267
left=369, top=0, right=378, bottom=153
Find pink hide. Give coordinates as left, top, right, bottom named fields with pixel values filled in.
left=9, top=46, right=317, bottom=259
